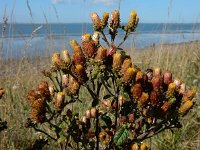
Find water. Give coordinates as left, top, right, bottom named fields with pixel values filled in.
left=0, top=23, right=200, bottom=59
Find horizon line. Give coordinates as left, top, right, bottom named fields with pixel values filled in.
left=1, top=22, right=200, bottom=24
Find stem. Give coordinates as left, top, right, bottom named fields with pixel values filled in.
left=33, top=126, right=57, bottom=141
left=117, top=31, right=129, bottom=48
left=101, top=31, right=110, bottom=47
left=101, top=78, right=115, bottom=97
left=95, top=109, right=99, bottom=150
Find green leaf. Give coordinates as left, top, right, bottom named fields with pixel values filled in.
left=103, top=94, right=113, bottom=99
left=102, top=115, right=112, bottom=128
left=58, top=136, right=66, bottom=143
left=114, top=125, right=131, bottom=146
left=122, top=92, right=130, bottom=101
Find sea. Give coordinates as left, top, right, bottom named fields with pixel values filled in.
left=0, top=23, right=200, bottom=59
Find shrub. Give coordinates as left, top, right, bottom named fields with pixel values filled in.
left=25, top=10, right=196, bottom=149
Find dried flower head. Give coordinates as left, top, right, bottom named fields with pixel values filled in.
left=166, top=83, right=176, bottom=97
left=127, top=10, right=137, bottom=32
left=113, top=53, right=122, bottom=71
left=70, top=39, right=79, bottom=49
left=151, top=77, right=161, bottom=91
left=52, top=53, right=64, bottom=67
left=66, top=76, right=80, bottom=95
left=101, top=12, right=109, bottom=29
left=73, top=51, right=86, bottom=66
left=107, top=44, right=117, bottom=57
left=161, top=101, right=171, bottom=112
left=82, top=33, right=97, bottom=58
left=179, top=83, right=186, bottom=94
left=121, top=58, right=132, bottom=75
left=150, top=90, right=159, bottom=106
left=54, top=92, right=65, bottom=110
left=139, top=92, right=149, bottom=105
left=109, top=10, right=120, bottom=33
left=153, top=67, right=161, bottom=77
left=122, top=67, right=136, bottom=84
left=48, top=85, right=55, bottom=96
left=95, top=46, right=107, bottom=62
left=31, top=98, right=46, bottom=113
left=131, top=83, right=142, bottom=100
left=62, top=50, right=71, bottom=66
left=90, top=12, right=101, bottom=31
left=73, top=64, right=87, bottom=83
left=136, top=71, right=144, bottom=83
left=163, top=71, right=172, bottom=85
left=31, top=109, right=45, bottom=123
left=92, top=32, right=100, bottom=45
left=179, top=100, right=193, bottom=115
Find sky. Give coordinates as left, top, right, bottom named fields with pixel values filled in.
left=0, top=0, right=200, bottom=23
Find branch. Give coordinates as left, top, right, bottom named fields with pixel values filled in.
left=101, top=31, right=110, bottom=47
left=117, top=31, right=129, bottom=49
left=33, top=126, right=57, bottom=141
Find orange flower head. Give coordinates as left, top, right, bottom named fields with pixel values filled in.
left=95, top=46, right=107, bottom=62
left=122, top=67, right=136, bottom=84
left=62, top=50, right=71, bottom=65
left=90, top=12, right=101, bottom=31
left=121, top=58, right=132, bottom=75
left=101, top=12, right=109, bottom=29
left=113, top=53, right=122, bottom=71
left=179, top=100, right=193, bottom=115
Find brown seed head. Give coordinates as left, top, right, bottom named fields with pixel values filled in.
left=107, top=44, right=117, bottom=57
left=121, top=58, right=132, bottom=75
left=95, top=46, right=107, bottom=62
left=48, top=85, right=55, bottom=96
left=110, top=10, right=120, bottom=32
left=31, top=109, right=45, bottom=123
left=163, top=71, right=172, bottom=85
left=174, top=79, right=182, bottom=89
left=52, top=53, right=64, bottom=67
left=66, top=76, right=80, bottom=95
left=179, top=83, right=186, bottom=94
left=151, top=77, right=161, bottom=91
left=127, top=10, right=137, bottom=32
left=122, top=67, right=136, bottom=84
left=166, top=83, right=176, bottom=97
left=73, top=51, right=86, bottom=66
left=179, top=100, right=193, bottom=115
left=101, top=12, right=109, bottom=29
left=31, top=98, right=46, bottom=113
left=62, top=50, right=71, bottom=65
left=136, top=71, right=144, bottom=83
left=90, top=12, right=101, bottom=31
left=150, top=90, right=159, bottom=106
left=113, top=53, right=122, bottom=71
left=70, top=39, right=79, bottom=49
left=82, top=34, right=97, bottom=58
left=161, top=101, right=171, bottom=112
left=185, top=89, right=196, bottom=100
left=54, top=92, right=65, bottom=110
left=139, top=92, right=149, bottom=105
left=131, top=83, right=142, bottom=100
left=153, top=67, right=161, bottom=77
left=92, top=32, right=100, bottom=44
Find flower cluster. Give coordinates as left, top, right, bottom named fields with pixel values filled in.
left=25, top=10, right=196, bottom=149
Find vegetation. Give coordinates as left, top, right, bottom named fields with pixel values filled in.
left=0, top=8, right=199, bottom=150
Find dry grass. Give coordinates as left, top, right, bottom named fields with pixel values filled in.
left=0, top=40, right=200, bottom=149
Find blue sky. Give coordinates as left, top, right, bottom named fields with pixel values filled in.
left=0, top=0, right=200, bottom=23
